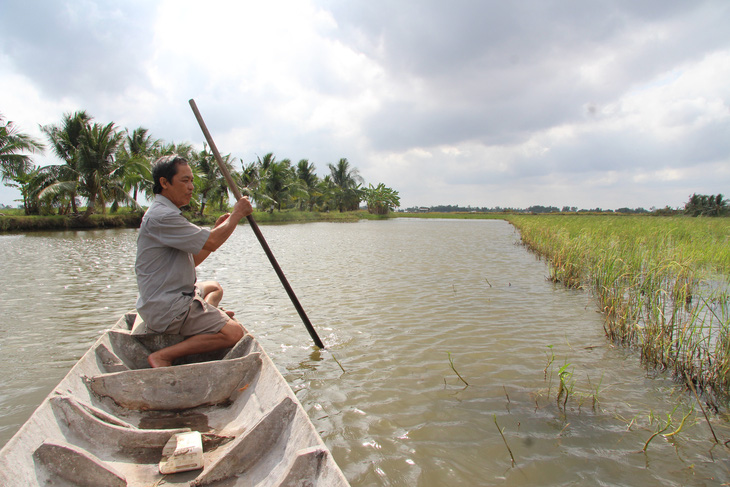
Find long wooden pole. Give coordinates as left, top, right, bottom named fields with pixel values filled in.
left=189, top=99, right=325, bottom=349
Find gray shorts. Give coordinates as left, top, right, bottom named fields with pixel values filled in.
left=165, top=287, right=230, bottom=336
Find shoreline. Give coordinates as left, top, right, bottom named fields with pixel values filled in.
left=0, top=209, right=389, bottom=232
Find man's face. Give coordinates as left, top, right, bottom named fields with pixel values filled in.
left=160, top=163, right=194, bottom=208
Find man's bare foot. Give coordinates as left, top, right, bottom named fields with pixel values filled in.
left=224, top=310, right=235, bottom=318
left=148, top=352, right=172, bottom=368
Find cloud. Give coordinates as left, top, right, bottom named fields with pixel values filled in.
left=329, top=0, right=729, bottom=152
left=1, top=0, right=729, bottom=209
left=0, top=1, right=157, bottom=99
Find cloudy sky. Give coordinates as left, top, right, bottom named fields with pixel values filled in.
left=1, top=0, right=728, bottom=210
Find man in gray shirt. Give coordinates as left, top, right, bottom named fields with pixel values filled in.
left=136, top=155, right=253, bottom=367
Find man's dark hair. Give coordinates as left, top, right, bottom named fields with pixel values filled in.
left=152, top=155, right=189, bottom=194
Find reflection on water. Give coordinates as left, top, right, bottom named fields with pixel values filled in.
left=0, top=221, right=728, bottom=485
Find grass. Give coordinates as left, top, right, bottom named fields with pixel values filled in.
left=0, top=207, right=504, bottom=231
left=0, top=209, right=143, bottom=231
left=0, top=207, right=382, bottom=231
left=447, top=351, right=469, bottom=387
left=396, top=211, right=509, bottom=220
left=506, top=214, right=730, bottom=407
left=538, top=349, right=603, bottom=414
left=188, top=209, right=366, bottom=225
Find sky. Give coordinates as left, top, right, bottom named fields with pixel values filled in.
left=1, top=0, right=729, bottom=210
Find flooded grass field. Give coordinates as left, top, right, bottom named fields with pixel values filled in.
left=1, top=218, right=728, bottom=485
left=508, top=215, right=730, bottom=409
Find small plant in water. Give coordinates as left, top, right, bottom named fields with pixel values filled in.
left=640, top=405, right=694, bottom=453
left=585, top=374, right=604, bottom=411
left=447, top=352, right=469, bottom=388
left=544, top=345, right=555, bottom=380
left=556, top=363, right=574, bottom=410
left=493, top=414, right=516, bottom=467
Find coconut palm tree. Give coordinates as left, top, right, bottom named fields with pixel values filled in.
left=28, top=165, right=71, bottom=214
left=684, top=193, right=729, bottom=217
left=257, top=152, right=276, bottom=173
left=296, top=159, right=319, bottom=210
left=237, top=160, right=260, bottom=199
left=711, top=194, right=728, bottom=216
left=75, top=121, right=127, bottom=215
left=0, top=113, right=45, bottom=213
left=249, top=152, right=280, bottom=210
left=260, top=158, right=301, bottom=212
left=191, top=147, right=217, bottom=215
left=40, top=111, right=92, bottom=214
left=116, top=127, right=159, bottom=207
left=136, top=142, right=196, bottom=202
left=209, top=155, right=235, bottom=212
left=190, top=146, right=234, bottom=215
left=313, top=175, right=337, bottom=212
left=152, top=142, right=195, bottom=160
left=4, top=165, right=44, bottom=214
left=327, top=158, right=363, bottom=211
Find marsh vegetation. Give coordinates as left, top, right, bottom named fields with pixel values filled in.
left=508, top=215, right=730, bottom=409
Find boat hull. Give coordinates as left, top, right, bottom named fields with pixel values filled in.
left=0, top=312, right=349, bottom=486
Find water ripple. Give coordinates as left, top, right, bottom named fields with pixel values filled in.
left=1, top=221, right=728, bottom=486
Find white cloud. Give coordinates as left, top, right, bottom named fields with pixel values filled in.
left=1, top=0, right=729, bottom=209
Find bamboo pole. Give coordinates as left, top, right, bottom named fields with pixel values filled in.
left=189, top=99, right=325, bottom=349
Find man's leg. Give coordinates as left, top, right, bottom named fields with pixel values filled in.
left=197, top=280, right=234, bottom=318
left=148, top=319, right=244, bottom=368
left=197, top=280, right=224, bottom=307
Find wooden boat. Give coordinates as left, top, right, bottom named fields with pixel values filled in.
left=0, top=312, right=350, bottom=486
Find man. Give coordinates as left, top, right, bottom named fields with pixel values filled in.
left=135, top=154, right=253, bottom=368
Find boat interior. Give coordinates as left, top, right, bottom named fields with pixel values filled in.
left=0, top=312, right=348, bottom=487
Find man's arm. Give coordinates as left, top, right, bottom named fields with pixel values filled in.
left=194, top=197, right=253, bottom=266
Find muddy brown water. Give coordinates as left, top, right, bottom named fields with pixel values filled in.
left=1, top=219, right=728, bottom=485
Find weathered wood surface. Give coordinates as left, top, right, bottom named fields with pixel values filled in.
left=0, top=312, right=349, bottom=487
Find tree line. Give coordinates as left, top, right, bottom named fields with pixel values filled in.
left=684, top=193, right=728, bottom=217
left=408, top=197, right=728, bottom=216
left=409, top=204, right=652, bottom=214
left=0, top=111, right=400, bottom=216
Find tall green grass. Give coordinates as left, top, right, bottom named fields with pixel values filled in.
left=508, top=215, right=730, bottom=407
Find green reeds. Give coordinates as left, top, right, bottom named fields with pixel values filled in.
left=641, top=405, right=694, bottom=452
left=447, top=352, right=469, bottom=387
left=509, top=215, right=730, bottom=406
left=556, top=363, right=574, bottom=410
left=493, top=414, right=516, bottom=467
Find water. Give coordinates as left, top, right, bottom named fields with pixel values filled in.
left=0, top=219, right=728, bottom=485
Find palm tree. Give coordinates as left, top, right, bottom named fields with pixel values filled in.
left=0, top=113, right=45, bottom=213
left=138, top=142, right=196, bottom=202
left=296, top=159, right=319, bottom=210
left=328, top=158, right=363, bottom=211
left=314, top=175, right=337, bottom=212
left=116, top=127, right=159, bottom=208
left=250, top=152, right=279, bottom=210
left=27, top=165, right=68, bottom=214
left=40, top=111, right=92, bottom=214
left=236, top=161, right=260, bottom=199
left=4, top=165, right=43, bottom=214
left=261, top=158, right=301, bottom=212
left=190, top=146, right=234, bottom=215
left=210, top=155, right=235, bottom=212
left=711, top=194, right=728, bottom=216
left=75, top=121, right=127, bottom=215
left=684, top=193, right=729, bottom=217
left=152, top=142, right=195, bottom=160
left=257, top=152, right=276, bottom=174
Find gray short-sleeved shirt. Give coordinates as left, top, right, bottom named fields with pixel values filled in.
left=135, top=195, right=210, bottom=332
